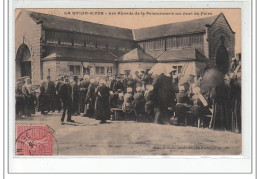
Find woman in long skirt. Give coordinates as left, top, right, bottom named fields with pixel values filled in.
left=95, top=79, right=110, bottom=124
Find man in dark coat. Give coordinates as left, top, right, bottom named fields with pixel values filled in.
left=55, top=77, right=63, bottom=112
left=72, top=76, right=80, bottom=116
left=122, top=74, right=136, bottom=94
left=46, top=76, right=57, bottom=112
left=22, top=78, right=35, bottom=116
left=79, top=75, right=90, bottom=113
left=85, top=79, right=97, bottom=117
left=110, top=76, right=116, bottom=90
left=112, top=76, right=124, bottom=92
left=38, top=81, right=48, bottom=115
left=15, top=84, right=25, bottom=118
left=95, top=79, right=110, bottom=124
left=59, top=77, right=75, bottom=124
left=210, top=75, right=231, bottom=130
left=174, top=86, right=192, bottom=125
left=229, top=73, right=241, bottom=133
left=152, top=73, right=174, bottom=124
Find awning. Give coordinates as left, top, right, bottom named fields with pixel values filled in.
left=42, top=47, right=117, bottom=63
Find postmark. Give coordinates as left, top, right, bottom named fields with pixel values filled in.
left=16, top=125, right=59, bottom=156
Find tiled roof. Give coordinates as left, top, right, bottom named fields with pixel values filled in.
left=133, top=15, right=219, bottom=41
left=42, top=47, right=117, bottom=63
left=146, top=50, right=165, bottom=58
left=118, top=47, right=157, bottom=62
left=23, top=10, right=133, bottom=40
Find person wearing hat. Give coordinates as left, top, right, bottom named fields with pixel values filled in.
left=94, top=79, right=110, bottom=124
left=46, top=75, right=57, bottom=112
left=59, top=76, right=75, bottom=124
left=55, top=77, right=64, bottom=112
left=109, top=75, right=117, bottom=90
left=72, top=75, right=80, bottom=116
left=79, top=75, right=90, bottom=114
left=152, top=72, right=175, bottom=124
left=22, top=78, right=34, bottom=117
left=85, top=78, right=98, bottom=118
left=112, top=76, right=124, bottom=93
left=15, top=81, right=25, bottom=118
left=123, top=74, right=136, bottom=94
left=38, top=80, right=49, bottom=115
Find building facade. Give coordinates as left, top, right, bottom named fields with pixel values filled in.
left=15, top=10, right=235, bottom=84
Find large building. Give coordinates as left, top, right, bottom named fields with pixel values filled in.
left=15, top=10, right=235, bottom=83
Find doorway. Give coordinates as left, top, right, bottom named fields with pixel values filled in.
left=16, top=44, right=31, bottom=79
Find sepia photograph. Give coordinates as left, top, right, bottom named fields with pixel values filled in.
left=14, top=8, right=242, bottom=156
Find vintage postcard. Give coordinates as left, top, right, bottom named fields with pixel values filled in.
left=14, top=8, right=242, bottom=156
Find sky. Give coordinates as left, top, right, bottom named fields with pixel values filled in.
left=16, top=8, right=241, bottom=53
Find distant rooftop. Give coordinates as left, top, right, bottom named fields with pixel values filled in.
left=133, top=15, right=219, bottom=41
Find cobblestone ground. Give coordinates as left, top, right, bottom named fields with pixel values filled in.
left=15, top=112, right=242, bottom=155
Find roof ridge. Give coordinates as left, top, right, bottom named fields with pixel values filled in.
left=24, top=10, right=132, bottom=31
left=133, top=14, right=219, bottom=31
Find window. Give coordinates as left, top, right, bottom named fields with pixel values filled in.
left=96, top=66, right=105, bottom=75
left=143, top=41, right=154, bottom=51
left=172, top=65, right=183, bottom=74
left=74, top=33, right=85, bottom=46
left=117, top=40, right=126, bottom=51
left=75, top=66, right=80, bottom=75
left=69, top=65, right=81, bottom=75
left=166, top=37, right=177, bottom=49
left=60, top=32, right=72, bottom=45
left=178, top=66, right=183, bottom=74
left=86, top=35, right=96, bottom=48
left=48, top=68, right=50, bottom=76
left=96, top=37, right=107, bottom=49
left=154, top=39, right=164, bottom=50
left=69, top=65, right=74, bottom=74
left=107, top=39, right=117, bottom=50
left=45, top=30, right=58, bottom=44
left=126, top=41, right=134, bottom=51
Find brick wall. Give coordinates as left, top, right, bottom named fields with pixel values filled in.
left=42, top=61, right=57, bottom=81
left=15, top=11, right=42, bottom=84
left=207, top=13, right=235, bottom=68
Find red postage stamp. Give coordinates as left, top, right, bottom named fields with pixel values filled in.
left=16, top=125, right=55, bottom=156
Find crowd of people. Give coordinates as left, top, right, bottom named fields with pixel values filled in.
left=15, top=59, right=241, bottom=132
